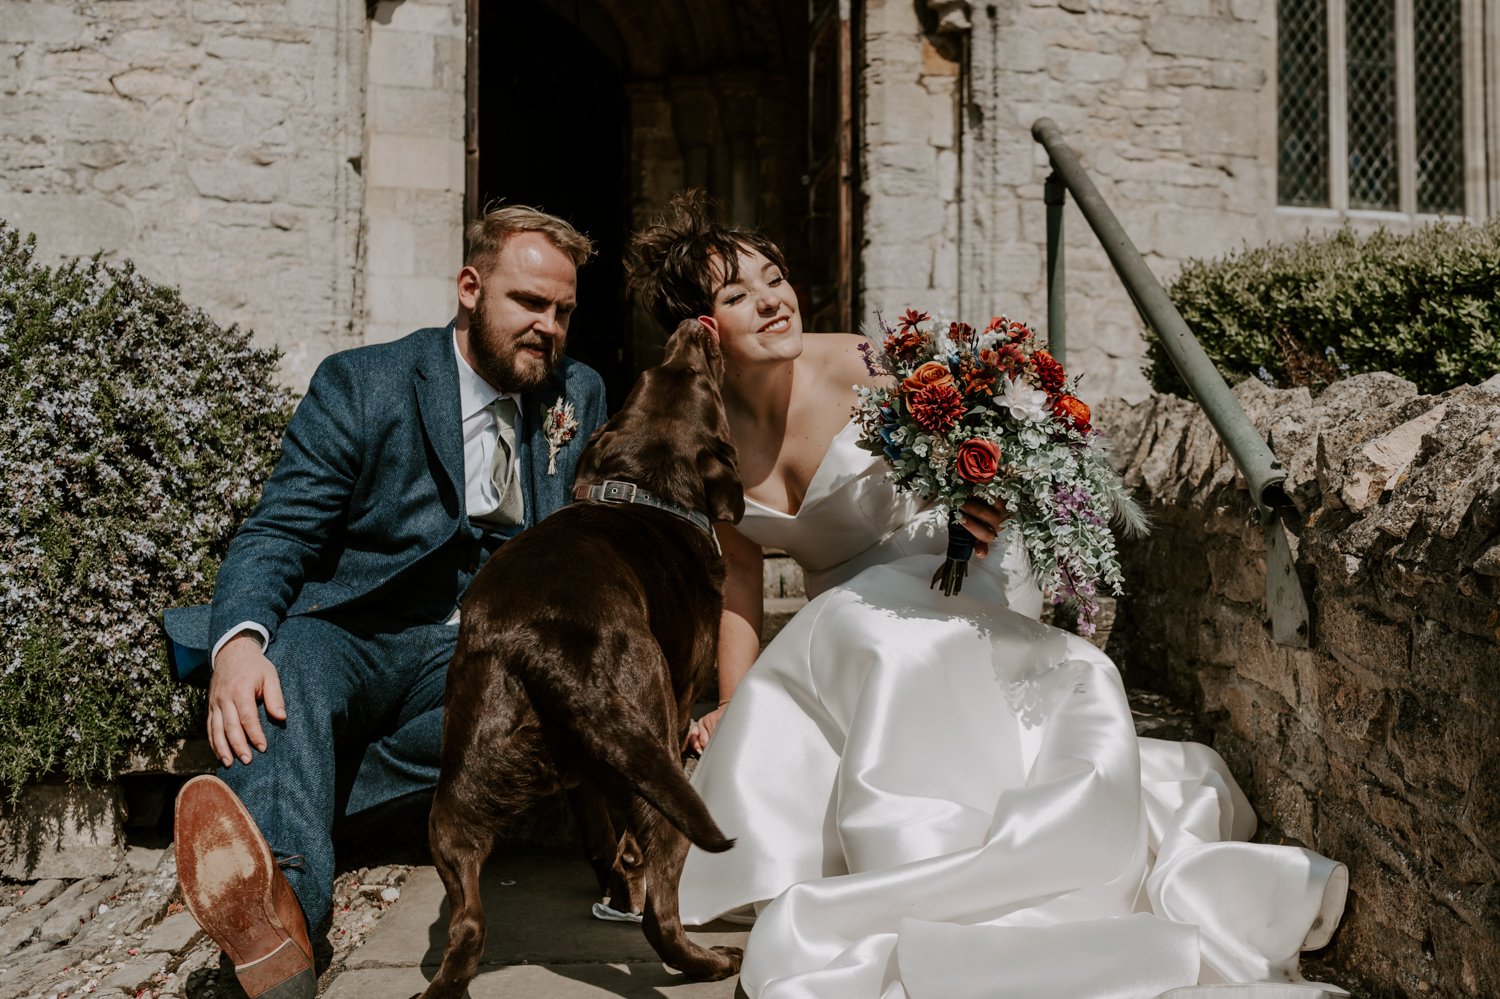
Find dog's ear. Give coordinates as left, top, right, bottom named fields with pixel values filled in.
left=701, top=437, right=744, bottom=524
left=664, top=318, right=708, bottom=367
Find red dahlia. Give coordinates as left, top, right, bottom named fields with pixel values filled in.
left=1032, top=350, right=1066, bottom=394
left=907, top=383, right=966, bottom=433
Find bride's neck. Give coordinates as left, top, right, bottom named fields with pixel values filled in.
left=723, top=356, right=796, bottom=431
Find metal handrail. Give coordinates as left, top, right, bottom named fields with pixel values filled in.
left=1030, top=117, right=1287, bottom=520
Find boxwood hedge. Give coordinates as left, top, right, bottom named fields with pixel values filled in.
left=1151, top=220, right=1500, bottom=396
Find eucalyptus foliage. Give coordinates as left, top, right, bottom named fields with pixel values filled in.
left=1153, top=221, right=1500, bottom=396
left=0, top=223, right=292, bottom=797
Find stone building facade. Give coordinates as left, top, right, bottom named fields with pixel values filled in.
left=2, top=0, right=1495, bottom=401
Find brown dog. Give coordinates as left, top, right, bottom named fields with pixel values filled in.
left=418, top=320, right=745, bottom=999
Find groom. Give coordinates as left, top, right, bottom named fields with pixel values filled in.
left=163, top=205, right=608, bottom=999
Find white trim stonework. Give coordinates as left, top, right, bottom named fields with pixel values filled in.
left=360, top=0, right=466, bottom=350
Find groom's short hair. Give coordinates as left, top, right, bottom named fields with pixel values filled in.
left=465, top=204, right=596, bottom=271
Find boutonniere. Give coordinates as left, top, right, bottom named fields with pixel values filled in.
left=543, top=398, right=579, bottom=474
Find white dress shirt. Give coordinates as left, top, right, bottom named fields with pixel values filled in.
left=454, top=335, right=522, bottom=522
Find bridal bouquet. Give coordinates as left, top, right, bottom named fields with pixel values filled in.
left=853, top=309, right=1146, bottom=635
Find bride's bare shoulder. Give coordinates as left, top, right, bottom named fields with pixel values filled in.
left=803, top=332, right=883, bottom=389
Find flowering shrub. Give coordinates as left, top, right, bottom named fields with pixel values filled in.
left=0, top=223, right=292, bottom=798
left=1155, top=220, right=1500, bottom=396
left=854, top=310, right=1146, bottom=630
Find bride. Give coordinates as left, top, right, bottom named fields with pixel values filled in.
left=626, top=192, right=1348, bottom=999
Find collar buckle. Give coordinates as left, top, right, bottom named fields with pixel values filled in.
left=597, top=480, right=639, bottom=504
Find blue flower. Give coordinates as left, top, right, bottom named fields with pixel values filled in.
left=878, top=425, right=902, bottom=462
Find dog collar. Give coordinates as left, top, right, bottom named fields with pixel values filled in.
left=573, top=479, right=721, bottom=555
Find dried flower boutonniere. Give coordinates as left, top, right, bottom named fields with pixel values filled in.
left=543, top=398, right=579, bottom=474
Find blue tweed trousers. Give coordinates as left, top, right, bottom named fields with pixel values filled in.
left=218, top=610, right=456, bottom=931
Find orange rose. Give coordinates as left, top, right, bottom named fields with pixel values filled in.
left=902, top=361, right=955, bottom=394
left=955, top=438, right=1002, bottom=484
left=1054, top=394, right=1091, bottom=432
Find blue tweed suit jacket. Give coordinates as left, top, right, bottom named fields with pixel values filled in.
left=163, top=324, right=607, bottom=677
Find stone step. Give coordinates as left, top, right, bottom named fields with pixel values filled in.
left=762, top=551, right=805, bottom=600
left=761, top=597, right=806, bottom=648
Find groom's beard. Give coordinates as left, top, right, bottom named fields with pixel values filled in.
left=468, top=293, right=563, bottom=394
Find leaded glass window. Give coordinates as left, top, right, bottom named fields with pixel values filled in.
left=1414, top=0, right=1464, bottom=213
left=1277, top=0, right=1473, bottom=217
left=1279, top=0, right=1330, bottom=206
left=1347, top=0, right=1399, bottom=209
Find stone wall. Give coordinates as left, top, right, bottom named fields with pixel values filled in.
left=0, top=0, right=367, bottom=387
left=960, top=0, right=1277, bottom=403
left=856, top=0, right=1288, bottom=403
left=860, top=0, right=964, bottom=324
left=953, top=0, right=1466, bottom=403
left=1099, top=373, right=1500, bottom=997
left=361, top=0, right=465, bottom=350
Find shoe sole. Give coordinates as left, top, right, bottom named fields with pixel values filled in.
left=175, top=775, right=314, bottom=999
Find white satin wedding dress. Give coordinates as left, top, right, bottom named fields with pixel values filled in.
left=680, top=421, right=1348, bottom=999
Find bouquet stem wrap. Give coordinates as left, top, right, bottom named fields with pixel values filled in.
left=931, top=515, right=975, bottom=596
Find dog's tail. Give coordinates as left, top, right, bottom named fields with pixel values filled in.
left=579, top=714, right=736, bottom=854
left=519, top=656, right=734, bottom=854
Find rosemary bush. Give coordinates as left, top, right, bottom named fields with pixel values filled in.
left=0, top=223, right=291, bottom=798
left=1152, top=220, right=1500, bottom=396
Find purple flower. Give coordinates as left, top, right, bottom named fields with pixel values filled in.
left=857, top=341, right=881, bottom=377
left=1052, top=483, right=1105, bottom=527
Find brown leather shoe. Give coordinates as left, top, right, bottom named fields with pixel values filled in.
left=175, top=775, right=316, bottom=999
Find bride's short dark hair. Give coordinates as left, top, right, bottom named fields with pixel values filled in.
left=628, top=190, right=791, bottom=333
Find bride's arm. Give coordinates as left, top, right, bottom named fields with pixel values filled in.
left=686, top=523, right=763, bottom=754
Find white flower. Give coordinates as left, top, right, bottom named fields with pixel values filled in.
left=995, top=375, right=1051, bottom=422
left=543, top=399, right=580, bottom=475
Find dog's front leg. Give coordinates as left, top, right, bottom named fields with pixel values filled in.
left=633, top=799, right=743, bottom=981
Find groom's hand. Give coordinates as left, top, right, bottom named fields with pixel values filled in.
left=207, top=634, right=288, bottom=767
left=957, top=498, right=1011, bottom=559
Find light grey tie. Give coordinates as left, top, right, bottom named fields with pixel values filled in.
left=481, top=396, right=524, bottom=526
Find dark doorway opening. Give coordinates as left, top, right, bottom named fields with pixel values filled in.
left=474, top=1, right=630, bottom=408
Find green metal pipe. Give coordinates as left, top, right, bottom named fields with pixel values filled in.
left=1044, top=171, right=1066, bottom=366
left=1030, top=117, right=1287, bottom=518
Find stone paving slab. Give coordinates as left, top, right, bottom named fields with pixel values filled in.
left=341, top=848, right=748, bottom=998
left=326, top=962, right=742, bottom=999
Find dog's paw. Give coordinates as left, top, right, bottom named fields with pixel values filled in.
left=706, top=945, right=744, bottom=979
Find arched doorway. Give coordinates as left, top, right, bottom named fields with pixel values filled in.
left=472, top=0, right=630, bottom=405
left=469, top=0, right=851, bottom=406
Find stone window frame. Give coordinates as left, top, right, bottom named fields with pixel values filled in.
left=1277, top=0, right=1493, bottom=222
